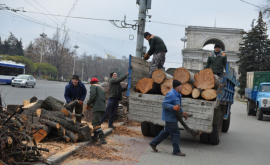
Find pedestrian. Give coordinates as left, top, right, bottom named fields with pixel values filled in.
left=86, top=78, right=107, bottom=146
left=64, top=75, right=87, bottom=123
left=204, top=44, right=227, bottom=77
left=143, top=32, right=168, bottom=78
left=149, top=80, right=189, bottom=156
left=100, top=72, right=128, bottom=129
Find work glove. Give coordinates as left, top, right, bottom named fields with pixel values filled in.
left=144, top=53, right=150, bottom=60
left=182, top=112, right=189, bottom=120
left=78, top=100, right=83, bottom=105
left=173, top=105, right=180, bottom=111
left=86, top=105, right=91, bottom=110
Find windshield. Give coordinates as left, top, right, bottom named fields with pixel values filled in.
left=261, top=85, right=270, bottom=92
left=16, top=75, right=29, bottom=79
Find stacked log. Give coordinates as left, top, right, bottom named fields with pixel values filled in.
left=135, top=68, right=220, bottom=100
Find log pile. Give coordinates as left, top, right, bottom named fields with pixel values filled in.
left=135, top=67, right=220, bottom=100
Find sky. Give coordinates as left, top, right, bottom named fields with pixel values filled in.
left=0, top=0, right=267, bottom=69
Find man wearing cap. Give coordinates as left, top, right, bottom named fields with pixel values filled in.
left=149, top=80, right=189, bottom=156
left=86, top=78, right=107, bottom=146
left=100, top=72, right=129, bottom=129
left=64, top=75, right=87, bottom=123
left=143, top=32, right=167, bottom=78
left=204, top=44, right=227, bottom=77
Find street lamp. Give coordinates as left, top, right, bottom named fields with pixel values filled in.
left=73, top=45, right=79, bottom=75
left=181, top=36, right=187, bottom=49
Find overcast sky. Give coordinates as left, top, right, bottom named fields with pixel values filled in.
left=0, top=0, right=267, bottom=69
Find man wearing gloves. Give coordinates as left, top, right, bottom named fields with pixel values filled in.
left=204, top=44, right=227, bottom=77
left=64, top=75, right=87, bottom=123
left=143, top=32, right=167, bottom=78
left=86, top=78, right=107, bottom=146
left=149, top=80, right=189, bottom=156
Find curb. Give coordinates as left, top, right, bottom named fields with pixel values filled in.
left=37, top=121, right=126, bottom=165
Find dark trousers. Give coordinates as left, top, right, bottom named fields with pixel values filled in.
left=100, top=97, right=119, bottom=126
left=69, top=104, right=83, bottom=123
left=150, top=122, right=181, bottom=154
left=92, top=111, right=105, bottom=128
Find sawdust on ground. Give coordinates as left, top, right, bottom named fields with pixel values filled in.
left=112, top=125, right=143, bottom=137
left=126, top=120, right=141, bottom=127
left=38, top=141, right=75, bottom=159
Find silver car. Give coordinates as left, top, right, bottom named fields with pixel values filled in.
left=12, top=75, right=36, bottom=88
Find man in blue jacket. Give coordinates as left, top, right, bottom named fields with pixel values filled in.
left=64, top=75, right=87, bottom=123
left=149, top=80, right=188, bottom=156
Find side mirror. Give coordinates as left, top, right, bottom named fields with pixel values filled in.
left=254, top=86, right=258, bottom=91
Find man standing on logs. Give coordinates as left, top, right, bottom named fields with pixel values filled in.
left=64, top=75, right=87, bottom=123
left=204, top=44, right=227, bottom=77
left=143, top=32, right=167, bottom=78
left=149, top=80, right=189, bottom=156
left=86, top=78, right=107, bottom=146
left=100, top=72, right=128, bottom=129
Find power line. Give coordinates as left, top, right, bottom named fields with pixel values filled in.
left=239, top=0, right=260, bottom=8
left=148, top=21, right=187, bottom=27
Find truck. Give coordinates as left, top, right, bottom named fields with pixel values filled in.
left=245, top=71, right=270, bottom=120
left=127, top=55, right=237, bottom=145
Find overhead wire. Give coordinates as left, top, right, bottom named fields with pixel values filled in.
left=239, top=0, right=260, bottom=8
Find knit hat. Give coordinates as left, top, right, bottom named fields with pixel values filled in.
left=144, top=32, right=151, bottom=38
left=72, top=75, right=79, bottom=80
left=173, top=80, right=182, bottom=88
left=110, top=72, right=115, bottom=78
left=214, top=44, right=221, bottom=48
left=90, top=77, right=99, bottom=83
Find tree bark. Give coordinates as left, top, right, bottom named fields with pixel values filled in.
left=174, top=67, right=195, bottom=84
left=201, top=89, right=217, bottom=100
left=152, top=69, right=173, bottom=84
left=78, top=125, right=91, bottom=141
left=41, top=96, right=65, bottom=111
left=136, top=78, right=161, bottom=94
left=65, top=129, right=79, bottom=143
left=32, top=125, right=51, bottom=143
left=191, top=88, right=203, bottom=99
left=22, top=100, right=43, bottom=117
left=194, top=68, right=220, bottom=90
left=160, top=78, right=174, bottom=96
left=39, top=118, right=60, bottom=129
left=180, top=83, right=194, bottom=96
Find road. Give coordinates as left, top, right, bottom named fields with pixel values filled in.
left=0, top=80, right=91, bottom=105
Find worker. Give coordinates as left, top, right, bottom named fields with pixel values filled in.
left=204, top=44, right=227, bottom=77
left=100, top=72, right=128, bottom=129
left=149, top=80, right=189, bottom=156
left=86, top=78, right=107, bottom=146
left=64, top=75, right=87, bottom=123
left=143, top=32, right=168, bottom=78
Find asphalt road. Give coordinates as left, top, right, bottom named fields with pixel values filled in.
left=0, top=80, right=91, bottom=105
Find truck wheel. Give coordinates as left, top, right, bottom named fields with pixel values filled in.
left=141, top=122, right=151, bottom=137
left=209, top=125, right=221, bottom=145
left=200, top=133, right=209, bottom=144
left=150, top=123, right=163, bottom=137
left=222, top=113, right=230, bottom=133
left=256, top=107, right=263, bottom=120
left=246, top=101, right=253, bottom=116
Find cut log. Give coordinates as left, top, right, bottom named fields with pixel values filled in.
left=194, top=68, right=220, bottom=90
left=136, top=78, right=161, bottom=94
left=23, top=100, right=30, bottom=106
left=160, top=78, right=173, bottom=96
left=41, top=96, right=65, bottom=111
left=174, top=67, right=195, bottom=84
left=78, top=125, right=92, bottom=141
left=32, top=125, right=51, bottom=143
left=65, top=129, right=79, bottom=143
left=22, top=102, right=37, bottom=109
left=201, top=89, right=217, bottom=100
left=22, top=100, right=43, bottom=116
left=152, top=69, right=173, bottom=84
left=180, top=83, right=194, bottom=96
left=7, top=105, right=23, bottom=113
left=30, top=96, right=38, bottom=103
left=39, top=118, right=60, bottom=129
left=192, top=88, right=203, bottom=99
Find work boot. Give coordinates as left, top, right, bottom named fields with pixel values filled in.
left=149, top=144, right=158, bottom=152
left=173, top=152, right=186, bottom=156
left=91, top=132, right=99, bottom=142
left=96, top=134, right=107, bottom=146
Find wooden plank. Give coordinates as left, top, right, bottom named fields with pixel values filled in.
left=131, top=63, right=149, bottom=73
left=131, top=57, right=151, bottom=67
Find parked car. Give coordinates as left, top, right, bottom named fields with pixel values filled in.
left=12, top=75, right=36, bottom=88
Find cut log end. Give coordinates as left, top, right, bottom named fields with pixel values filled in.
left=180, top=83, right=193, bottom=96
left=161, top=79, right=173, bottom=96
left=192, top=88, right=201, bottom=99
left=32, top=129, right=48, bottom=143
left=23, top=100, right=30, bottom=106
left=7, top=136, right=13, bottom=145
left=174, top=68, right=190, bottom=83
left=152, top=69, right=166, bottom=84
left=36, top=109, right=41, bottom=117
left=194, top=68, right=219, bottom=90
left=61, top=109, right=70, bottom=116
left=201, top=89, right=217, bottom=100
left=136, top=78, right=154, bottom=94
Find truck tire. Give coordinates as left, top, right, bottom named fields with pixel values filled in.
left=209, top=125, right=220, bottom=145
left=246, top=101, right=253, bottom=116
left=200, top=133, right=209, bottom=144
left=222, top=113, right=230, bottom=133
left=141, top=122, right=151, bottom=137
left=150, top=123, right=163, bottom=137
left=256, top=107, right=263, bottom=120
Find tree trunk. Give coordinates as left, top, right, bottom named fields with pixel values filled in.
left=78, top=125, right=92, bottom=141
left=160, top=78, right=174, bottom=96
left=180, top=83, right=194, bottom=96
left=39, top=118, right=60, bottom=129
left=174, top=67, right=195, bottom=84
left=136, top=78, right=161, bottom=94
left=22, top=100, right=43, bottom=117
left=41, top=96, right=65, bottom=111
left=65, top=129, right=79, bottom=143
left=201, top=89, right=217, bottom=100
left=152, top=69, right=173, bottom=84
left=192, top=88, right=203, bottom=99
left=194, top=68, right=220, bottom=90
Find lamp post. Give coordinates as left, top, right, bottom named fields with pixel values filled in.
left=181, top=36, right=187, bottom=49
left=73, top=45, right=79, bottom=75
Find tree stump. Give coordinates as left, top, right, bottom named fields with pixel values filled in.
left=152, top=69, right=173, bottom=84
left=201, top=89, right=217, bottom=100
left=161, top=78, right=174, bottom=96
left=194, top=68, right=220, bottom=90
left=174, top=68, right=195, bottom=84
left=180, top=83, right=194, bottom=96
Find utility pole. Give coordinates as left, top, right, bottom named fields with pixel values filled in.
left=73, top=45, right=79, bottom=75
left=39, top=32, right=47, bottom=77
left=81, top=63, right=84, bottom=81
left=135, top=0, right=147, bottom=58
